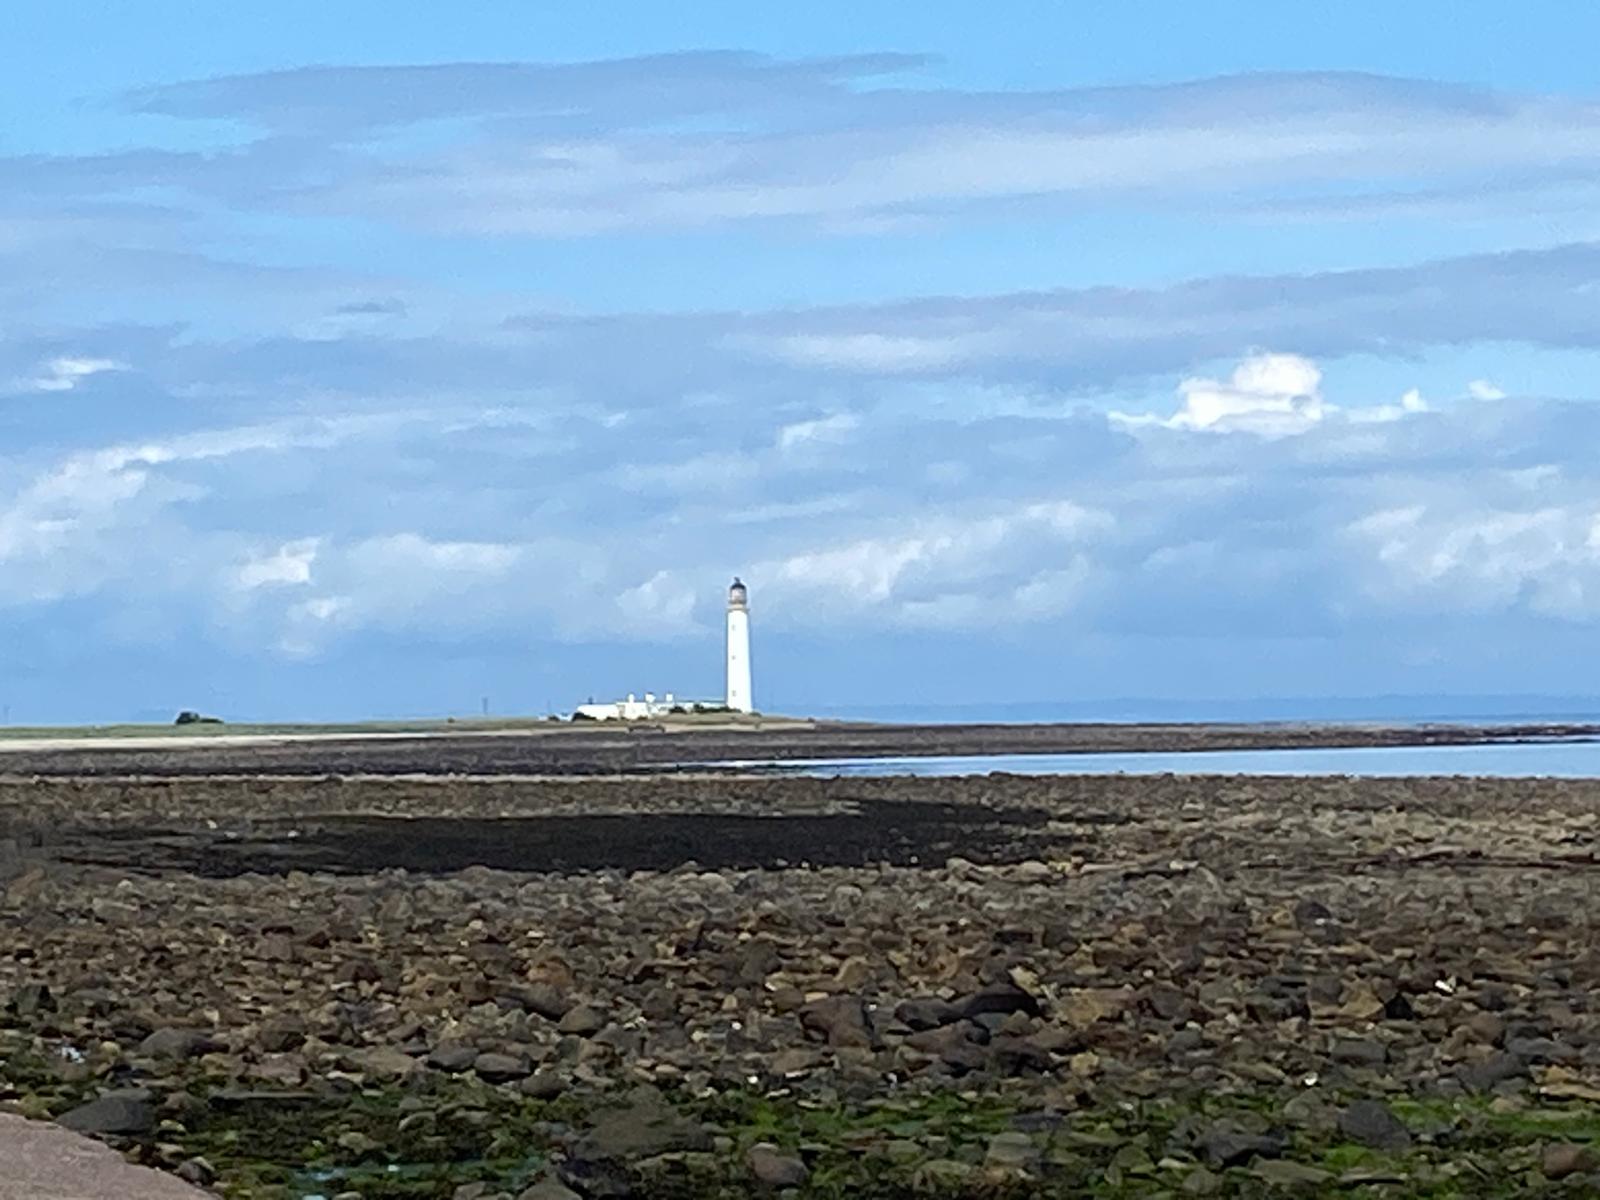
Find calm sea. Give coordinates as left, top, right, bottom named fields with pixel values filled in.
left=731, top=740, right=1600, bottom=779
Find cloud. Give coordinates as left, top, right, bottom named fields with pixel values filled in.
left=777, top=413, right=858, bottom=451
left=719, top=243, right=1600, bottom=389
left=754, top=333, right=997, bottom=373
left=1347, top=502, right=1600, bottom=621
left=5, top=329, right=1600, bottom=708
left=2, top=62, right=1592, bottom=241
left=235, top=539, right=319, bottom=589
left=1111, top=352, right=1431, bottom=437
left=754, top=500, right=1111, bottom=629
left=24, top=356, right=124, bottom=393
left=334, top=298, right=408, bottom=316
left=1129, top=352, right=1328, bottom=436
left=0, top=418, right=379, bottom=606
left=1469, top=379, right=1508, bottom=401
left=123, top=53, right=934, bottom=136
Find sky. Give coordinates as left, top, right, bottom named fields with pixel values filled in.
left=7, top=2, right=1600, bottom=722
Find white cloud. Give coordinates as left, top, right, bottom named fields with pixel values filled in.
left=609, top=570, right=700, bottom=637
left=349, top=532, right=521, bottom=576
left=0, top=418, right=380, bottom=605
left=777, top=412, right=858, bottom=451
left=1112, top=352, right=1325, bottom=436
left=1469, top=379, right=1508, bottom=401
left=615, top=452, right=761, bottom=494
left=141, top=67, right=1600, bottom=239
left=25, top=356, right=124, bottom=393
left=756, top=332, right=996, bottom=373
left=1112, top=352, right=1430, bottom=437
left=235, top=539, right=318, bottom=589
left=1346, top=387, right=1430, bottom=425
left=1347, top=501, right=1600, bottom=620
left=754, top=500, right=1110, bottom=629
left=279, top=594, right=352, bottom=656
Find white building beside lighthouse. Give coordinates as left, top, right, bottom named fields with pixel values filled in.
left=726, top=577, right=753, bottom=713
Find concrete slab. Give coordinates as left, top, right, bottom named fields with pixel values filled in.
left=0, top=1114, right=205, bottom=1199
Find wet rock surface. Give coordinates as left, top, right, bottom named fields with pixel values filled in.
left=1, top=770, right=1599, bottom=1196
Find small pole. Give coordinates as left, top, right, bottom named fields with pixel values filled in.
left=481, top=696, right=489, bottom=718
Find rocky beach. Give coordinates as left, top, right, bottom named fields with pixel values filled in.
left=3, top=766, right=1600, bottom=1196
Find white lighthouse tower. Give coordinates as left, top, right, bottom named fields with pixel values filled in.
left=726, top=577, right=753, bottom=714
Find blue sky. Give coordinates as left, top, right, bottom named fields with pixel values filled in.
left=7, top=2, right=1600, bottom=721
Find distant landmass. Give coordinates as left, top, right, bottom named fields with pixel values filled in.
left=809, top=695, right=1600, bottom=726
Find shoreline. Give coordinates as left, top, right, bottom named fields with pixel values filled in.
left=0, top=718, right=1596, bottom=777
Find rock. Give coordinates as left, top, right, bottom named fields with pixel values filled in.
left=1330, top=1037, right=1387, bottom=1066
left=91, top=897, right=140, bottom=923
left=0, top=837, right=24, bottom=882
left=1542, top=1142, right=1598, bottom=1180
left=557, top=1005, right=605, bottom=1037
left=984, top=1131, right=1040, bottom=1170
left=8, top=982, right=54, bottom=1018
left=519, top=1071, right=568, bottom=1100
left=1059, top=987, right=1134, bottom=1028
left=355, top=1045, right=421, bottom=1080
left=174, top=1158, right=217, bottom=1186
left=905, top=1023, right=987, bottom=1073
left=1337, top=1100, right=1411, bottom=1152
left=1464, top=1013, right=1505, bottom=1045
left=473, top=1051, right=529, bottom=1082
left=1146, top=986, right=1191, bottom=1021
left=337, top=1130, right=381, bottom=1157
left=57, top=1090, right=156, bottom=1136
left=1252, top=1159, right=1334, bottom=1187
left=1012, top=860, right=1053, bottom=882
left=1293, top=898, right=1334, bottom=926
left=798, top=995, right=875, bottom=1049
left=256, top=1017, right=305, bottom=1053
left=1182, top=1166, right=1222, bottom=1195
left=1280, top=1093, right=1337, bottom=1133
left=249, top=1053, right=307, bottom=1086
left=960, top=983, right=1042, bottom=1021
left=1166, top=1028, right=1205, bottom=1056
left=912, top=1159, right=975, bottom=1189
left=428, top=1043, right=480, bottom=1073
left=895, top=996, right=962, bottom=1030
left=768, top=1048, right=821, bottom=1077
left=517, top=1179, right=582, bottom=1200
left=988, top=1033, right=1055, bottom=1075
left=747, top=1142, right=809, bottom=1187
left=1198, top=1124, right=1287, bottom=1168
left=1508, top=1036, right=1576, bottom=1064
left=573, top=1089, right=712, bottom=1162
left=139, top=1029, right=216, bottom=1059
left=520, top=984, right=574, bottom=1021
left=334, top=959, right=382, bottom=986
left=1457, top=1051, right=1527, bottom=1093
left=0, top=1113, right=206, bottom=1197
left=1330, top=983, right=1386, bottom=1022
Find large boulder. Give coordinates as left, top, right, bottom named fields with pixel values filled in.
left=0, top=1113, right=205, bottom=1198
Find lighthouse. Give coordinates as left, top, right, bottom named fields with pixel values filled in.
left=726, top=578, right=753, bottom=714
